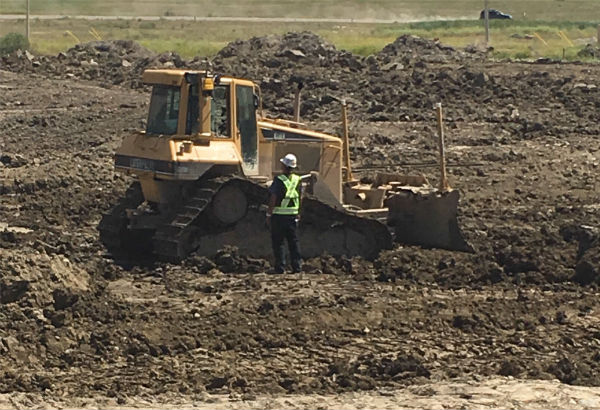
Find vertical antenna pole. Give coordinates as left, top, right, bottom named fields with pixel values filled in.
left=484, top=0, right=490, bottom=45
left=26, top=0, right=31, bottom=41
left=293, top=84, right=301, bottom=122
left=341, top=100, right=353, bottom=182
left=435, top=103, right=450, bottom=191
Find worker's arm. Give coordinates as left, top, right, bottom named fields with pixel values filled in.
left=267, top=193, right=277, bottom=217
left=266, top=192, right=277, bottom=228
left=296, top=184, right=302, bottom=222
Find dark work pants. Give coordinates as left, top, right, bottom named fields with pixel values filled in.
left=271, top=214, right=302, bottom=273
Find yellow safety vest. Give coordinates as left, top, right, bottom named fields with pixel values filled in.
left=273, top=174, right=300, bottom=215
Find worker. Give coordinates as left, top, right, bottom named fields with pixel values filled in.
left=266, top=153, right=302, bottom=274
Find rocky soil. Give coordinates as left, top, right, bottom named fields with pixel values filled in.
left=1, top=33, right=600, bottom=407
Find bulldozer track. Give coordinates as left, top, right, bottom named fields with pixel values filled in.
left=98, top=181, right=145, bottom=252
left=152, top=176, right=269, bottom=262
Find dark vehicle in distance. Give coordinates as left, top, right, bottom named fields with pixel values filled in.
left=479, top=9, right=513, bottom=19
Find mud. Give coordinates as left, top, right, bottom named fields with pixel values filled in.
left=1, top=32, right=600, bottom=406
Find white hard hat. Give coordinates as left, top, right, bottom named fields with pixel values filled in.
left=280, top=153, right=297, bottom=168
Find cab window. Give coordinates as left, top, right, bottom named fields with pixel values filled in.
left=147, top=85, right=180, bottom=135
left=236, top=84, right=258, bottom=171
left=186, top=84, right=199, bottom=135
left=211, top=84, right=230, bottom=138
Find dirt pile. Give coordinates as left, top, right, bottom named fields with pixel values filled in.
left=216, top=31, right=363, bottom=71
left=211, top=31, right=365, bottom=117
left=0, top=40, right=188, bottom=87
left=376, top=34, right=488, bottom=66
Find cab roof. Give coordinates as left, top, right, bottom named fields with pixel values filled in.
left=142, top=69, right=247, bottom=86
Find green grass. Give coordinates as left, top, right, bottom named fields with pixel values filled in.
left=0, top=16, right=598, bottom=62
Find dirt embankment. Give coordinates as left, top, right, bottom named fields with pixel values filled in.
left=1, top=32, right=600, bottom=406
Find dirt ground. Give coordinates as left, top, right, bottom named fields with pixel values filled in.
left=1, top=34, right=600, bottom=408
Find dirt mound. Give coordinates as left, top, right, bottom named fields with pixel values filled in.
left=209, top=33, right=494, bottom=122
left=548, top=356, right=597, bottom=385
left=0, top=40, right=187, bottom=88
left=211, top=31, right=364, bottom=117
left=216, top=31, right=363, bottom=70
left=377, top=34, right=487, bottom=65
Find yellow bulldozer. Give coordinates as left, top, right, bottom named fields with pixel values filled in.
left=99, top=69, right=471, bottom=261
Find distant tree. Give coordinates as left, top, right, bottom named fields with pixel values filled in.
left=0, top=33, right=30, bottom=55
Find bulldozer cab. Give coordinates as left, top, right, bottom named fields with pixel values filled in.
left=115, top=69, right=344, bottom=208
left=140, top=69, right=344, bottom=186
left=189, top=77, right=259, bottom=175
left=142, top=70, right=259, bottom=175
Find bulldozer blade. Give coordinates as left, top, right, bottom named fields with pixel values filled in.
left=300, top=197, right=393, bottom=259
left=385, top=189, right=473, bottom=252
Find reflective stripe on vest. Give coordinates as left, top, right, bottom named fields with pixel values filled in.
left=273, top=174, right=300, bottom=215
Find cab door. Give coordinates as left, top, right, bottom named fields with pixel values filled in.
left=235, top=84, right=258, bottom=175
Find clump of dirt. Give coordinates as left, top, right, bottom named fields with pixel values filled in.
left=212, top=246, right=270, bottom=273
left=323, top=352, right=430, bottom=392
left=548, top=357, right=596, bottom=385
left=498, top=359, right=524, bottom=377
left=561, top=224, right=600, bottom=285
left=0, top=280, right=29, bottom=304
left=186, top=246, right=272, bottom=274
left=578, top=44, right=600, bottom=59
left=574, top=245, right=600, bottom=285
left=0, top=153, right=28, bottom=168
